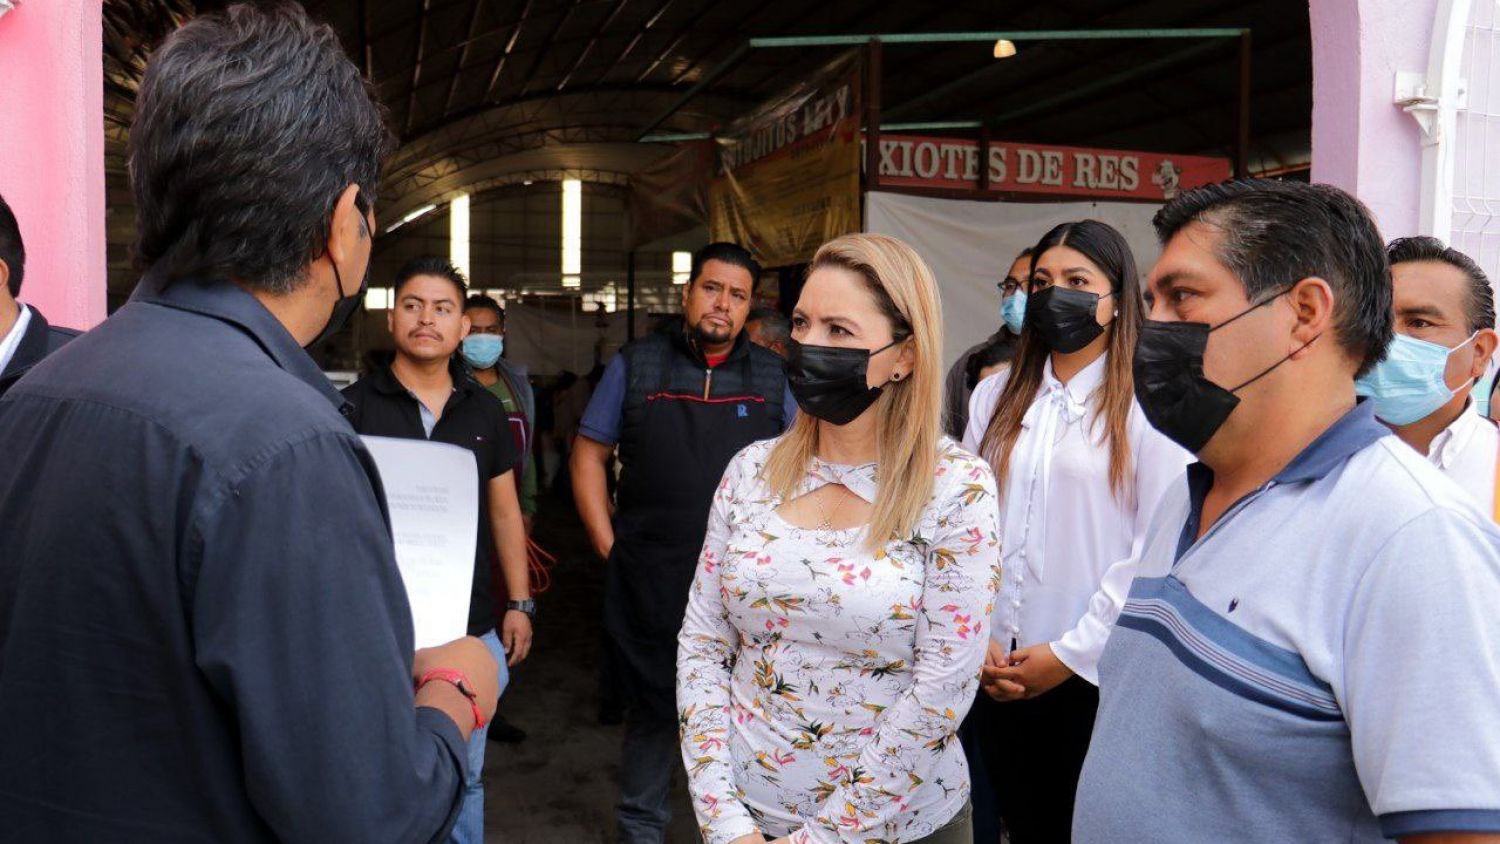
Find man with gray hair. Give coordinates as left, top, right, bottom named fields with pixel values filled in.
left=745, top=305, right=790, bottom=357
left=0, top=4, right=496, bottom=841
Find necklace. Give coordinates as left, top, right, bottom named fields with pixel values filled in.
left=811, top=486, right=849, bottom=531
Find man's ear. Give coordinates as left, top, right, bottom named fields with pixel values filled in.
left=325, top=184, right=363, bottom=269
left=1469, top=329, right=1498, bottom=381
left=460, top=313, right=472, bottom=338
left=0, top=260, right=10, bottom=305
left=1286, top=275, right=1336, bottom=353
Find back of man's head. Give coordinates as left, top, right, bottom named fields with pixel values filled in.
left=0, top=192, right=23, bottom=299
left=691, top=242, right=761, bottom=285
left=128, top=2, right=393, bottom=292
left=1387, top=235, right=1496, bottom=333
left=1153, top=179, right=1393, bottom=376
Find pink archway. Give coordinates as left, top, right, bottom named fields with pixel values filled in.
left=0, top=0, right=106, bottom=330
left=1309, top=0, right=1438, bottom=238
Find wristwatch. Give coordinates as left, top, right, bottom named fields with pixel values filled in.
left=506, top=598, right=537, bottom=620
left=416, top=668, right=485, bottom=730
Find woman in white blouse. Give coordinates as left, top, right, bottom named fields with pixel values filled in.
left=677, top=234, right=1001, bottom=844
left=961, top=219, right=1188, bottom=842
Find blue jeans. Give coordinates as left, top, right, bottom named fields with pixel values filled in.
left=449, top=629, right=510, bottom=844
left=615, top=712, right=677, bottom=844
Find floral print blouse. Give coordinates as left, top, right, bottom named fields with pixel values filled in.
left=676, top=437, right=1001, bottom=844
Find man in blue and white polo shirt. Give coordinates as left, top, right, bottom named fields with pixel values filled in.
left=1073, top=179, right=1500, bottom=843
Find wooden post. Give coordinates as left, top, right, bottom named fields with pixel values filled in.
left=864, top=38, right=883, bottom=196
left=1236, top=30, right=1252, bottom=178
left=978, top=126, right=992, bottom=193
left=626, top=249, right=637, bottom=341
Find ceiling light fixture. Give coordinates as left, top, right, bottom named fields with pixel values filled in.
left=993, top=39, right=1017, bottom=59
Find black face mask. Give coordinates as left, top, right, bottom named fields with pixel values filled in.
left=1133, top=291, right=1313, bottom=453
left=785, top=337, right=902, bottom=426
left=1028, top=285, right=1114, bottom=353
left=307, top=194, right=372, bottom=350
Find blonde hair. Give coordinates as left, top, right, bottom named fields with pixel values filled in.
left=762, top=233, right=945, bottom=549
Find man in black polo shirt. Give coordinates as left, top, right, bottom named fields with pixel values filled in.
left=342, top=255, right=532, bottom=844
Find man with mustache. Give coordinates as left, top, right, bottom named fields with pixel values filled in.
left=571, top=242, right=796, bottom=843
left=342, top=256, right=532, bottom=844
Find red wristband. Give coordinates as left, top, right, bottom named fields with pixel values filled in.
left=416, top=668, right=486, bottom=731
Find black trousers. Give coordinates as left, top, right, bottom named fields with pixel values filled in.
left=974, top=675, right=1099, bottom=844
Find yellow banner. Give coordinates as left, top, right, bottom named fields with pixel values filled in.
left=709, top=51, right=862, bottom=268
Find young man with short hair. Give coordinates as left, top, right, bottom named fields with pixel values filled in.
left=342, top=256, right=533, bottom=844
left=1356, top=236, right=1499, bottom=514
left=0, top=6, right=496, bottom=840
left=462, top=294, right=538, bottom=533
left=1072, top=180, right=1500, bottom=843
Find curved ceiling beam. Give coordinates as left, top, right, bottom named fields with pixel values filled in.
left=379, top=140, right=675, bottom=222
left=393, top=83, right=752, bottom=154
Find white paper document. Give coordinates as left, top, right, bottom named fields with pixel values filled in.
left=361, top=435, right=478, bottom=649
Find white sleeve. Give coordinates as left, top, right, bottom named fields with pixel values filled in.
left=1051, top=415, right=1190, bottom=684
left=962, top=371, right=1008, bottom=456
left=1342, top=508, right=1500, bottom=838
left=676, top=450, right=759, bottom=844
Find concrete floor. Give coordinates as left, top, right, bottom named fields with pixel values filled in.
left=479, top=499, right=698, bottom=844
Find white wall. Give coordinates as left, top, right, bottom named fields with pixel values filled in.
left=864, top=191, right=1162, bottom=369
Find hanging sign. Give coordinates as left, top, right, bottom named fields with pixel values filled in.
left=872, top=134, right=1231, bottom=201
left=709, top=50, right=863, bottom=267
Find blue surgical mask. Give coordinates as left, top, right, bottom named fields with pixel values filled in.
left=1355, top=332, right=1477, bottom=425
left=461, top=333, right=504, bottom=369
left=1002, top=291, right=1028, bottom=334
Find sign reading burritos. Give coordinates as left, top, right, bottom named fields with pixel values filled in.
left=872, top=134, right=1231, bottom=202
left=709, top=50, right=863, bottom=267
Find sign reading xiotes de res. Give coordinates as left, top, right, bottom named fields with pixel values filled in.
left=870, top=134, right=1231, bottom=201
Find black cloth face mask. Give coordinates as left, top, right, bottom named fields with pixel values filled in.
left=308, top=193, right=372, bottom=350
left=1028, top=285, right=1114, bottom=353
left=1133, top=290, right=1314, bottom=453
left=785, top=337, right=902, bottom=426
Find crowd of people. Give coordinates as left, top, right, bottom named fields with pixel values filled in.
left=1, top=4, right=1499, bottom=844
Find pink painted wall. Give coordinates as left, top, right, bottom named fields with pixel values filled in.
left=0, top=0, right=106, bottom=330
left=1309, top=0, right=1436, bottom=239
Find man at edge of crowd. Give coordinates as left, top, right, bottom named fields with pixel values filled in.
left=1355, top=236, right=1498, bottom=516
left=1070, top=179, right=1500, bottom=843
left=0, top=5, right=497, bottom=841
left=342, top=256, right=534, bottom=844
left=570, top=242, right=795, bottom=844
left=0, top=192, right=80, bottom=398
left=463, top=294, right=538, bottom=535
left=943, top=246, right=1031, bottom=439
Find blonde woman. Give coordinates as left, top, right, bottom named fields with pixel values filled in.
left=677, top=234, right=1001, bottom=844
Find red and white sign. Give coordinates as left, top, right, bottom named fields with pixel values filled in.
left=871, top=135, right=1231, bottom=201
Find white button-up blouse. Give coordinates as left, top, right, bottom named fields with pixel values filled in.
left=962, top=354, right=1189, bottom=682
left=677, top=437, right=1001, bottom=844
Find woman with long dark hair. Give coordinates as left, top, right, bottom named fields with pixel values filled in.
left=961, top=220, right=1188, bottom=841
